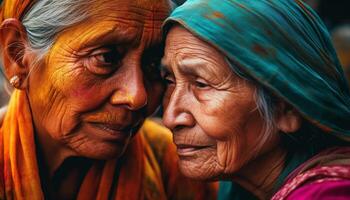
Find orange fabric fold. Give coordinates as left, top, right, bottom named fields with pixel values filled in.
left=0, top=0, right=35, bottom=22
left=0, top=90, right=43, bottom=199
left=0, top=90, right=217, bottom=199
left=0, top=90, right=151, bottom=200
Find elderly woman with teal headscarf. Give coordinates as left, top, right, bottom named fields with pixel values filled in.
left=160, top=0, right=350, bottom=199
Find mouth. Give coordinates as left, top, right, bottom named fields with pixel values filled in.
left=87, top=121, right=141, bottom=142
left=176, top=144, right=215, bottom=157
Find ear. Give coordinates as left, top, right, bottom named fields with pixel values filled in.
left=0, top=18, right=31, bottom=89
left=275, top=101, right=302, bottom=133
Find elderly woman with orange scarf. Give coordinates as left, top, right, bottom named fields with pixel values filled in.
left=161, top=0, right=350, bottom=199
left=0, top=0, right=217, bottom=199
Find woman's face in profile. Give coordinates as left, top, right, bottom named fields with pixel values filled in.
left=27, top=0, right=169, bottom=159
left=162, top=26, right=279, bottom=180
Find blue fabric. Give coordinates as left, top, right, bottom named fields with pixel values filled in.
left=218, top=181, right=257, bottom=200
left=163, top=0, right=350, bottom=140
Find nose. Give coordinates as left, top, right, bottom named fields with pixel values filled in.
left=110, top=64, right=148, bottom=110
left=162, top=89, right=195, bottom=131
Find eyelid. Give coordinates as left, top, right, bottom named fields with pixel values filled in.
left=194, top=77, right=212, bottom=89
left=195, top=77, right=207, bottom=83
left=195, top=77, right=209, bottom=85
left=161, top=71, right=175, bottom=84
left=83, top=46, right=122, bottom=76
left=89, top=46, right=114, bottom=56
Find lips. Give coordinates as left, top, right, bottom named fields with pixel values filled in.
left=176, top=144, right=215, bottom=156
left=87, top=121, right=142, bottom=142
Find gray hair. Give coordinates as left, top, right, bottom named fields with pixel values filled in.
left=21, top=0, right=96, bottom=61
left=22, top=0, right=175, bottom=61
left=226, top=58, right=277, bottom=153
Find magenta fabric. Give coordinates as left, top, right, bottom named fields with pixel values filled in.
left=287, top=180, right=350, bottom=200
left=272, top=148, right=350, bottom=200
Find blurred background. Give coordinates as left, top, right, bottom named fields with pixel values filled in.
left=0, top=0, right=349, bottom=107
left=306, top=0, right=350, bottom=78
left=0, top=66, right=9, bottom=107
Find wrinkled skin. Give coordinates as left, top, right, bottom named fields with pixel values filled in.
left=162, top=25, right=303, bottom=197
left=3, top=0, right=170, bottom=178
left=25, top=0, right=169, bottom=170
left=29, top=0, right=168, bottom=161
left=0, top=0, right=172, bottom=198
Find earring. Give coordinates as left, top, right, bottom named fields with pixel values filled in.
left=9, top=75, right=21, bottom=88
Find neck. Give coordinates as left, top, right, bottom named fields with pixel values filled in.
left=232, top=146, right=287, bottom=200
left=35, top=130, right=94, bottom=199
left=35, top=129, right=77, bottom=178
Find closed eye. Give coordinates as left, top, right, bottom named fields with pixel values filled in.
left=194, top=78, right=210, bottom=89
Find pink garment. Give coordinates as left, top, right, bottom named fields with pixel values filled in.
left=287, top=179, right=350, bottom=200
left=272, top=148, right=350, bottom=200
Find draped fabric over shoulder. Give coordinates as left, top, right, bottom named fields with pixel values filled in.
left=163, top=0, right=350, bottom=139
left=0, top=0, right=218, bottom=199
left=0, top=90, right=217, bottom=200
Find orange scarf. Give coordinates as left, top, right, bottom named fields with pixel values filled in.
left=0, top=0, right=34, bottom=22
left=0, top=90, right=171, bottom=200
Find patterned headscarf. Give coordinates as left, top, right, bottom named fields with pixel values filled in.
left=163, top=0, right=350, bottom=140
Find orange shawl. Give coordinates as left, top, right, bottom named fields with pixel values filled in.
left=0, top=0, right=34, bottom=22
left=0, top=90, right=146, bottom=199
left=0, top=90, right=217, bottom=200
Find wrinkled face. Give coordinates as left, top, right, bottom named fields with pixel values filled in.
left=27, top=0, right=170, bottom=159
left=162, top=26, right=278, bottom=180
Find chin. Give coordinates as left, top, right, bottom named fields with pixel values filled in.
left=73, top=142, right=129, bottom=160
left=178, top=158, right=220, bottom=181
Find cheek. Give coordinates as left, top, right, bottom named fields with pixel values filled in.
left=215, top=112, right=268, bottom=175
left=194, top=95, right=264, bottom=174
left=178, top=146, right=224, bottom=180
left=216, top=134, right=250, bottom=174
left=49, top=61, right=106, bottom=110
left=30, top=61, right=101, bottom=136
left=194, top=97, right=241, bottom=139
left=200, top=94, right=259, bottom=139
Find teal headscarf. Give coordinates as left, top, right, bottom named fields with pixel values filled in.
left=163, top=0, right=350, bottom=140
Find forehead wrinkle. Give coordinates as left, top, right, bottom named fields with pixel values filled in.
left=56, top=21, right=140, bottom=53
left=79, top=24, right=139, bottom=49
left=87, top=6, right=167, bottom=49
left=52, top=0, right=170, bottom=52
left=178, top=58, right=206, bottom=74
left=92, top=0, right=171, bottom=11
left=176, top=56, right=222, bottom=82
left=90, top=2, right=170, bottom=29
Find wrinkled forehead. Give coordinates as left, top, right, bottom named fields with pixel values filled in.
left=91, top=0, right=171, bottom=17
left=85, top=0, right=171, bottom=32
left=45, top=0, right=172, bottom=53
left=1, top=0, right=171, bottom=22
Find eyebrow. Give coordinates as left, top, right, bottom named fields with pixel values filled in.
left=177, top=58, right=209, bottom=76
left=160, top=57, right=218, bottom=79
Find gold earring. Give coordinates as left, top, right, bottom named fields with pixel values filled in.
left=9, top=75, right=21, bottom=88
